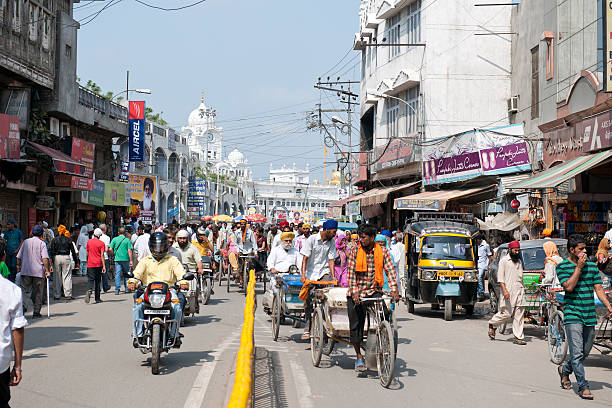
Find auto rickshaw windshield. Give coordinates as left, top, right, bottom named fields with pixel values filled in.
left=421, top=235, right=473, bottom=261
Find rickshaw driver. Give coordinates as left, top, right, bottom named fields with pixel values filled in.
left=267, top=231, right=299, bottom=293
left=347, top=224, right=400, bottom=372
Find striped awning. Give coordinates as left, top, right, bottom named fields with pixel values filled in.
left=510, top=150, right=612, bottom=190
left=394, top=185, right=497, bottom=211
left=359, top=181, right=421, bottom=207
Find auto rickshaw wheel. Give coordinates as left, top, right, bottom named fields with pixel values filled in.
left=464, top=304, right=474, bottom=316
left=444, top=298, right=453, bottom=321
left=431, top=304, right=440, bottom=310
left=407, top=299, right=415, bottom=313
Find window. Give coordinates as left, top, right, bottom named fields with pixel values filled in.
left=12, top=0, right=20, bottom=32
left=42, top=11, right=50, bottom=50
left=407, top=0, right=421, bottom=44
left=386, top=98, right=400, bottom=139
left=531, top=46, right=539, bottom=119
left=291, top=201, right=295, bottom=207
left=28, top=4, right=37, bottom=41
left=0, top=0, right=4, bottom=25
left=65, top=44, right=71, bottom=59
left=543, top=31, right=554, bottom=80
left=387, top=14, right=401, bottom=59
left=405, top=85, right=419, bottom=135
left=361, top=50, right=366, bottom=80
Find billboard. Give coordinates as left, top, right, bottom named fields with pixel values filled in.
left=104, top=181, right=126, bottom=206
left=0, top=114, right=20, bottom=159
left=54, top=174, right=94, bottom=191
left=372, top=139, right=412, bottom=172
left=70, top=137, right=95, bottom=178
left=129, top=101, right=145, bottom=162
left=187, top=177, right=207, bottom=218
left=129, top=174, right=157, bottom=223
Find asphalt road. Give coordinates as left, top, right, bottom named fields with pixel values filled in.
left=10, top=275, right=612, bottom=407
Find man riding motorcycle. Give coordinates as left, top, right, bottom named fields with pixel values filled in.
left=173, top=229, right=203, bottom=311
left=192, top=227, right=214, bottom=257
left=233, top=219, right=258, bottom=287
left=267, top=231, right=299, bottom=293
left=127, top=232, right=187, bottom=348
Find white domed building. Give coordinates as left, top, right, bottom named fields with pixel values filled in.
left=181, top=92, right=223, bottom=166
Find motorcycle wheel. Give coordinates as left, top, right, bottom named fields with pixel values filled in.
left=151, top=324, right=161, bottom=375
left=202, top=277, right=212, bottom=305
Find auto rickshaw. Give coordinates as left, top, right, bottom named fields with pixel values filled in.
left=403, top=212, right=480, bottom=321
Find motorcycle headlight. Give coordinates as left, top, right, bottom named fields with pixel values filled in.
left=289, top=265, right=298, bottom=274
left=202, top=263, right=211, bottom=269
left=148, top=293, right=166, bottom=308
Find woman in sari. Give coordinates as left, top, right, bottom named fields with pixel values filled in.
left=541, top=240, right=563, bottom=287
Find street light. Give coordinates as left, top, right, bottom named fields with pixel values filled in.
left=367, top=90, right=417, bottom=114
left=110, top=88, right=151, bottom=101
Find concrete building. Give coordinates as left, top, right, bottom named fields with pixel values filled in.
left=248, top=164, right=339, bottom=223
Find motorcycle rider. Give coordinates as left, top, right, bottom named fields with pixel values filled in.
left=127, top=232, right=187, bottom=348
left=192, top=227, right=214, bottom=257
left=164, top=227, right=183, bottom=264
left=234, top=219, right=258, bottom=288
left=173, top=229, right=204, bottom=311
left=267, top=231, right=299, bottom=293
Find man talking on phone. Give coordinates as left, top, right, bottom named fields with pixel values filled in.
left=555, top=234, right=612, bottom=400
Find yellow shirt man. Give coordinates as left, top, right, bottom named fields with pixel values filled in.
left=192, top=240, right=213, bottom=257
left=129, top=254, right=185, bottom=286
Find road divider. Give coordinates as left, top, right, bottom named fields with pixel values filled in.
left=227, top=269, right=256, bottom=408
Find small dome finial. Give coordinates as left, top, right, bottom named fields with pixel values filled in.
left=201, top=90, right=205, bottom=104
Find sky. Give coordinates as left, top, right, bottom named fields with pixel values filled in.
left=75, top=0, right=361, bottom=181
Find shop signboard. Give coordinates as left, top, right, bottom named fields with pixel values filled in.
left=187, top=177, right=207, bottom=218
left=128, top=174, right=157, bottom=223
left=168, top=128, right=177, bottom=151
left=543, top=126, right=582, bottom=167
left=104, top=181, right=126, bottom=206
left=87, top=181, right=105, bottom=207
left=129, top=101, right=145, bottom=162
left=350, top=152, right=368, bottom=184
left=346, top=200, right=361, bottom=216
left=168, top=206, right=179, bottom=218
left=54, top=174, right=94, bottom=191
left=119, top=161, right=130, bottom=182
left=0, top=114, right=20, bottom=159
left=395, top=198, right=441, bottom=211
left=578, top=109, right=612, bottom=153
left=604, top=0, right=612, bottom=92
left=372, top=139, right=412, bottom=172
left=70, top=137, right=95, bottom=177
left=422, top=124, right=531, bottom=185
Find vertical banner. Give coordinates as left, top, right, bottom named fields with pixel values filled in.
left=71, top=137, right=95, bottom=177
left=605, top=0, right=612, bottom=92
left=187, top=177, right=207, bottom=219
left=129, top=174, right=157, bottom=224
left=129, top=101, right=145, bottom=162
left=0, top=114, right=21, bottom=159
left=118, top=161, right=130, bottom=182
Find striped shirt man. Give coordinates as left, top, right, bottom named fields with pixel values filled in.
left=556, top=259, right=602, bottom=326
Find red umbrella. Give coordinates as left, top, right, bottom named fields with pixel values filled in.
left=201, top=215, right=213, bottom=222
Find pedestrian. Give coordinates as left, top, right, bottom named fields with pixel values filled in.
left=17, top=225, right=51, bottom=318
left=556, top=234, right=612, bottom=400
left=595, top=238, right=612, bottom=287
left=76, top=225, right=90, bottom=276
left=109, top=227, right=133, bottom=295
left=131, top=224, right=143, bottom=245
left=334, top=234, right=349, bottom=287
left=40, top=221, right=54, bottom=247
left=267, top=224, right=279, bottom=254
left=541, top=240, right=563, bottom=287
left=346, top=224, right=399, bottom=372
left=487, top=240, right=526, bottom=345
left=294, top=223, right=311, bottom=269
left=85, top=228, right=107, bottom=304
left=98, top=224, right=112, bottom=293
left=0, top=240, right=9, bottom=279
left=299, top=219, right=338, bottom=340
left=133, top=224, right=152, bottom=263
left=48, top=225, right=78, bottom=300
left=0, top=268, right=27, bottom=408
left=476, top=235, right=493, bottom=302
left=390, top=231, right=405, bottom=293
left=3, top=220, right=23, bottom=283
left=256, top=227, right=268, bottom=272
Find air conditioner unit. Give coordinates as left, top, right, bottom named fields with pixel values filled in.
left=49, top=117, right=60, bottom=136
left=61, top=122, right=71, bottom=138
left=507, top=96, right=519, bottom=114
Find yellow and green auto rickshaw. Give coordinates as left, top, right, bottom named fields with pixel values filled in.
left=403, top=213, right=480, bottom=321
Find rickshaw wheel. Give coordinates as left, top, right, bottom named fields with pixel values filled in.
left=311, top=308, right=325, bottom=367
left=272, top=295, right=280, bottom=342
left=548, top=310, right=568, bottom=365
left=444, top=298, right=453, bottom=321
left=407, top=300, right=415, bottom=314
left=377, top=321, right=395, bottom=388
left=323, top=339, right=335, bottom=356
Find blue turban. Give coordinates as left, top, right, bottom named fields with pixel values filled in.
left=381, top=230, right=392, bottom=238
left=374, top=234, right=388, bottom=246
left=322, top=219, right=338, bottom=230
left=32, top=225, right=44, bottom=236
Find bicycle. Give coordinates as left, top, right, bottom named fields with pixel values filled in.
left=239, top=254, right=256, bottom=296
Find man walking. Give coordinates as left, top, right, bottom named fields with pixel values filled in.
left=0, top=271, right=27, bottom=407
left=488, top=240, right=526, bottom=345
left=3, top=220, right=23, bottom=283
left=556, top=234, right=612, bottom=400
left=300, top=219, right=337, bottom=340
left=109, top=227, right=133, bottom=295
left=346, top=224, right=399, bottom=371
left=477, top=235, right=492, bottom=302
left=85, top=228, right=107, bottom=304
left=99, top=224, right=112, bottom=293
left=17, top=225, right=51, bottom=318
left=133, top=224, right=152, bottom=263
left=48, top=225, right=78, bottom=300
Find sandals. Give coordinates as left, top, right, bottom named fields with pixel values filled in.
left=488, top=324, right=496, bottom=340
left=558, top=366, right=572, bottom=390
left=301, top=332, right=310, bottom=340
left=513, top=337, right=527, bottom=345
left=579, top=388, right=594, bottom=400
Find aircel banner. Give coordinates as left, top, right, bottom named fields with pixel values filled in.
left=422, top=124, right=531, bottom=185
left=129, top=101, right=145, bottom=162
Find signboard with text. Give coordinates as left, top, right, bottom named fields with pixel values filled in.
left=372, top=139, right=412, bottom=172
left=128, top=174, right=157, bottom=223
left=70, top=137, right=95, bottom=178
left=604, top=0, right=612, bottom=92
left=187, top=177, right=207, bottom=218
left=0, top=114, right=20, bottom=159
left=578, top=109, right=612, bottom=153
left=104, top=181, right=126, bottom=206
left=129, top=101, right=145, bottom=162
left=54, top=174, right=94, bottom=191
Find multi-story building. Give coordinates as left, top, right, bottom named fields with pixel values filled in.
left=248, top=164, right=339, bottom=223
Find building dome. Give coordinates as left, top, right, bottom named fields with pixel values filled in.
left=228, top=147, right=245, bottom=165
left=329, top=170, right=341, bottom=186
left=187, top=91, right=213, bottom=128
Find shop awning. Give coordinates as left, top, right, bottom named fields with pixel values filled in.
left=510, top=150, right=612, bottom=190
left=28, top=141, right=90, bottom=177
left=394, top=185, right=496, bottom=211
left=359, top=181, right=421, bottom=207
left=329, top=193, right=363, bottom=208
left=477, top=212, right=521, bottom=231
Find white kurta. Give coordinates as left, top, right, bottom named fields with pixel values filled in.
left=489, top=254, right=526, bottom=339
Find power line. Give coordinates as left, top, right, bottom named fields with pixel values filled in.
left=133, top=0, right=208, bottom=11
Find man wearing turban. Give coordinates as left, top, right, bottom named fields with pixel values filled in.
left=267, top=231, right=299, bottom=293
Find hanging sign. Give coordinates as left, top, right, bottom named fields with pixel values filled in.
left=605, top=0, right=612, bottom=92
left=129, top=101, right=145, bottom=162
left=0, top=114, right=20, bottom=159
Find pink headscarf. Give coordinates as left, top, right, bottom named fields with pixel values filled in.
left=335, top=234, right=346, bottom=250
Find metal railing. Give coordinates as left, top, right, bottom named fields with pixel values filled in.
left=227, top=269, right=256, bottom=408
left=78, top=86, right=128, bottom=123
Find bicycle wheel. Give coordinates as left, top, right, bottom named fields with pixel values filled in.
left=272, top=294, right=280, bottom=341
left=226, top=261, right=230, bottom=293
left=311, top=308, right=324, bottom=367
left=376, top=320, right=395, bottom=388
left=548, top=310, right=568, bottom=365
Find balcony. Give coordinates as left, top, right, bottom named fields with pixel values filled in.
left=78, top=86, right=127, bottom=123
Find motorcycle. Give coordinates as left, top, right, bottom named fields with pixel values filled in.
left=133, top=272, right=195, bottom=375
left=201, top=255, right=214, bottom=305
left=181, top=266, right=199, bottom=325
